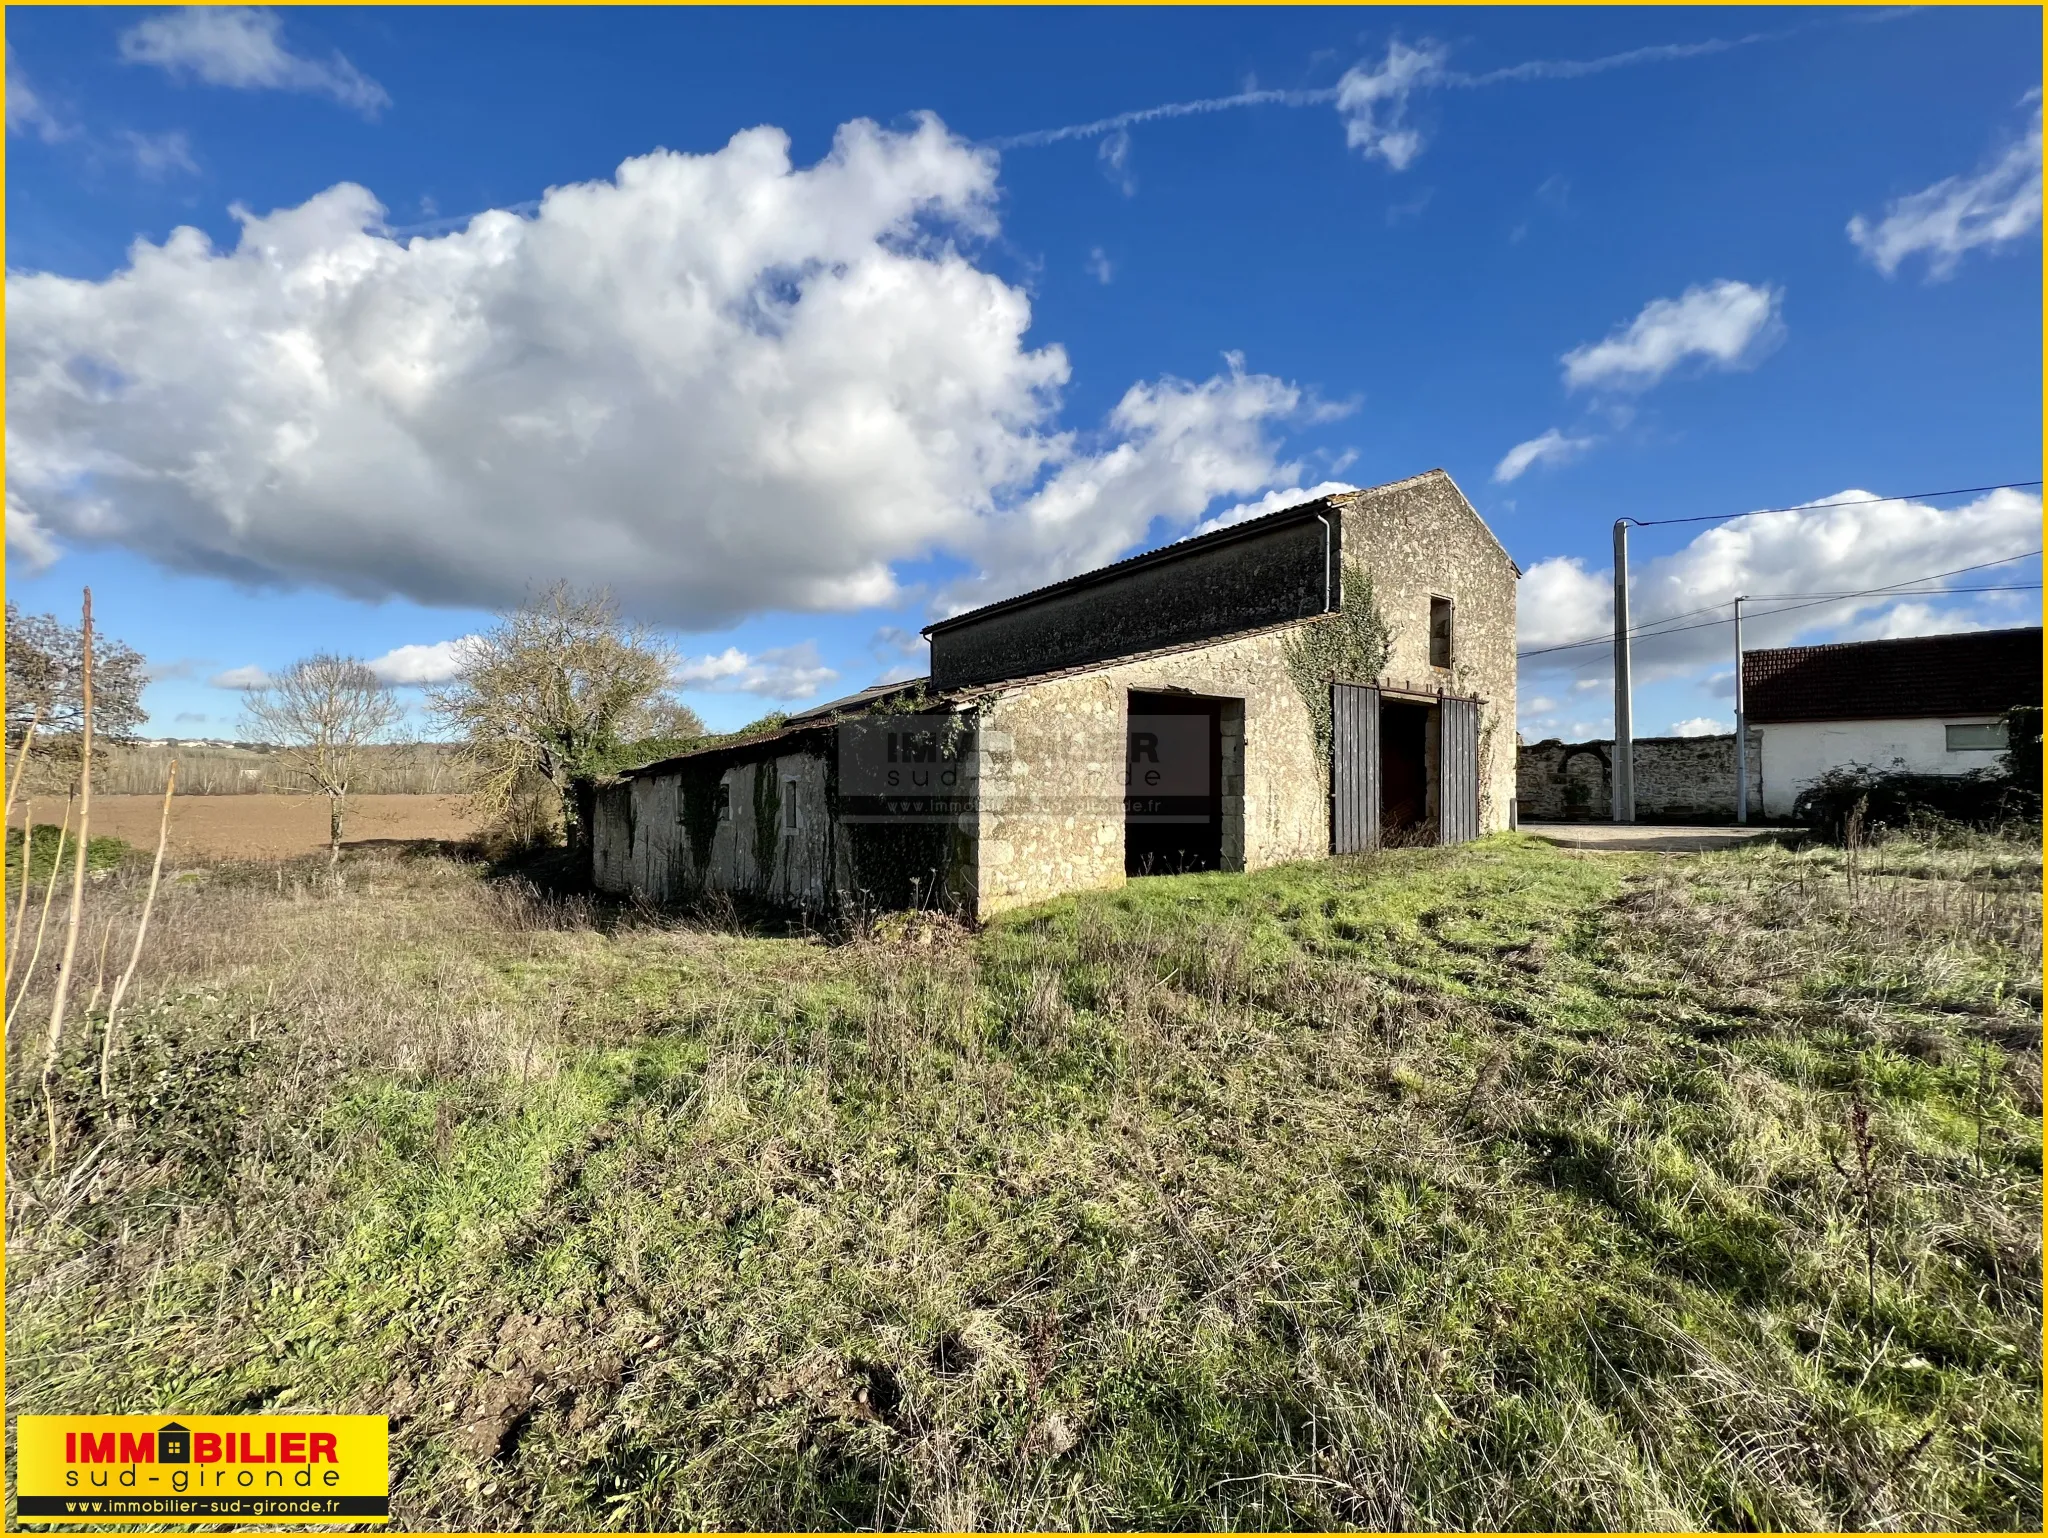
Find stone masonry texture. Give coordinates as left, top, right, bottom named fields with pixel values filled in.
left=597, top=469, right=1519, bottom=918
left=1518, top=732, right=1765, bottom=822
left=970, top=470, right=1519, bottom=915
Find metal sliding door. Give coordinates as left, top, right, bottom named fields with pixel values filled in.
left=1331, top=682, right=1380, bottom=854
left=1439, top=696, right=1481, bottom=845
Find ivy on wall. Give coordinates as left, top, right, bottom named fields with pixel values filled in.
left=677, top=761, right=727, bottom=875
left=1283, top=561, right=1393, bottom=777
left=752, top=764, right=782, bottom=884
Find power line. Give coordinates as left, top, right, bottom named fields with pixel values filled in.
left=1620, top=479, right=2042, bottom=530
left=1522, top=580, right=2038, bottom=659
left=1517, top=549, right=2044, bottom=659
left=1748, top=583, right=2041, bottom=599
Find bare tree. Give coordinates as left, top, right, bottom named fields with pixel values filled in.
left=638, top=697, right=710, bottom=743
left=428, top=582, right=681, bottom=860
left=240, top=656, right=404, bottom=867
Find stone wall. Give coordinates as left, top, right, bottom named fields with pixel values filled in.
left=600, top=469, right=1521, bottom=918
left=1336, top=471, right=1520, bottom=832
left=972, top=472, right=1519, bottom=915
left=593, top=745, right=838, bottom=907
left=971, top=626, right=1325, bottom=916
left=1517, top=731, right=1765, bottom=822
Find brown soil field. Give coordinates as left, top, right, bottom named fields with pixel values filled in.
left=7, top=793, right=483, bottom=863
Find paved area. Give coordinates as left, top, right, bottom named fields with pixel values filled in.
left=1519, top=821, right=1794, bottom=853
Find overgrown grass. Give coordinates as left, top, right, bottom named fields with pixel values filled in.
left=6, top=831, right=2040, bottom=1530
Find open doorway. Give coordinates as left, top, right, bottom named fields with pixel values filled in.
left=1126, top=691, right=1223, bottom=875
left=1379, top=698, right=1434, bottom=842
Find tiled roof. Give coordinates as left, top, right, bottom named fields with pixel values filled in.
left=1743, top=626, right=2042, bottom=724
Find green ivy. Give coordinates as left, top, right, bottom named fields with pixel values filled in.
left=677, top=761, right=727, bottom=875
left=752, top=765, right=782, bottom=882
left=1283, top=561, right=1393, bottom=778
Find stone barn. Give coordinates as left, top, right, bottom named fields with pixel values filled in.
left=593, top=469, right=1519, bottom=918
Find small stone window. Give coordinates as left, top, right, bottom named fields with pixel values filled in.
left=1429, top=596, right=1454, bottom=670
left=783, top=777, right=801, bottom=834
left=1945, top=722, right=2005, bottom=752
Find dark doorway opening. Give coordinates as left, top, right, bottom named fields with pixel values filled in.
left=1380, top=699, right=1432, bottom=840
left=1126, top=692, right=1222, bottom=875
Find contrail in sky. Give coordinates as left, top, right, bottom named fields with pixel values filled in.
left=988, top=22, right=1829, bottom=151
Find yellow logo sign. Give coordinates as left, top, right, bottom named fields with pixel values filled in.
left=14, top=1415, right=389, bottom=1524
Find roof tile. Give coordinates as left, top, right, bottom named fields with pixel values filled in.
left=1743, top=626, right=2041, bottom=724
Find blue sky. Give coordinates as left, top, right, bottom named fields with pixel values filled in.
left=7, top=5, right=2041, bottom=740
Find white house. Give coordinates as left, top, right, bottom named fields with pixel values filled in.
left=1745, top=627, right=2041, bottom=818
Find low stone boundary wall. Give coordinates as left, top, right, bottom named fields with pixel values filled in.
left=1518, top=731, right=1764, bottom=823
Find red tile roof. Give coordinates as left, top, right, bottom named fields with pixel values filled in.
left=1743, top=626, right=2042, bottom=724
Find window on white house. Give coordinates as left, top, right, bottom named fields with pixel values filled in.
left=784, top=778, right=800, bottom=834
left=1945, top=722, right=2005, bottom=752
left=1429, top=597, right=1453, bottom=669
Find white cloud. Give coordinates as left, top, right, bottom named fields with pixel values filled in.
left=118, top=8, right=389, bottom=117
left=1187, top=479, right=1359, bottom=540
left=365, top=637, right=475, bottom=685
left=1668, top=716, right=1730, bottom=737
left=1335, top=39, right=1446, bottom=170
left=8, top=115, right=1312, bottom=627
left=674, top=642, right=838, bottom=702
left=209, top=664, right=272, bottom=689
left=123, top=129, right=199, bottom=177
left=1516, top=553, right=1613, bottom=650
left=1848, top=99, right=2042, bottom=280
left=1571, top=676, right=1606, bottom=693
left=1519, top=485, right=2042, bottom=686
left=1098, top=128, right=1136, bottom=196
left=1834, top=600, right=1996, bottom=642
left=5, top=494, right=62, bottom=572
left=7, top=47, right=71, bottom=142
left=1561, top=280, right=1784, bottom=393
left=1493, top=427, right=1594, bottom=483
left=938, top=357, right=1330, bottom=613
left=1086, top=246, right=1114, bottom=284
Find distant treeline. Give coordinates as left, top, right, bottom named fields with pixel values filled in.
left=12, top=741, right=475, bottom=798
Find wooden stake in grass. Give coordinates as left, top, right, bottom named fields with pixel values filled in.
left=85, top=918, right=113, bottom=1018
left=6, top=703, right=42, bottom=818
left=101, top=758, right=176, bottom=1102
left=5, top=796, right=72, bottom=1038
left=42, top=587, right=94, bottom=1169
left=7, top=796, right=35, bottom=973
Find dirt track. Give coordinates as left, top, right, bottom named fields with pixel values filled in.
left=7, top=793, right=482, bottom=862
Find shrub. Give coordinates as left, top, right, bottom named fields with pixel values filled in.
left=1793, top=762, right=2039, bottom=843
left=5, top=825, right=133, bottom=884
left=2002, top=703, right=2042, bottom=797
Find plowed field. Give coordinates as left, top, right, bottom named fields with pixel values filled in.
left=6, top=792, right=481, bottom=862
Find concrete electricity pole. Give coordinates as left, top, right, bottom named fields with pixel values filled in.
left=1733, top=594, right=1748, bottom=825
left=1611, top=520, right=1634, bottom=823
